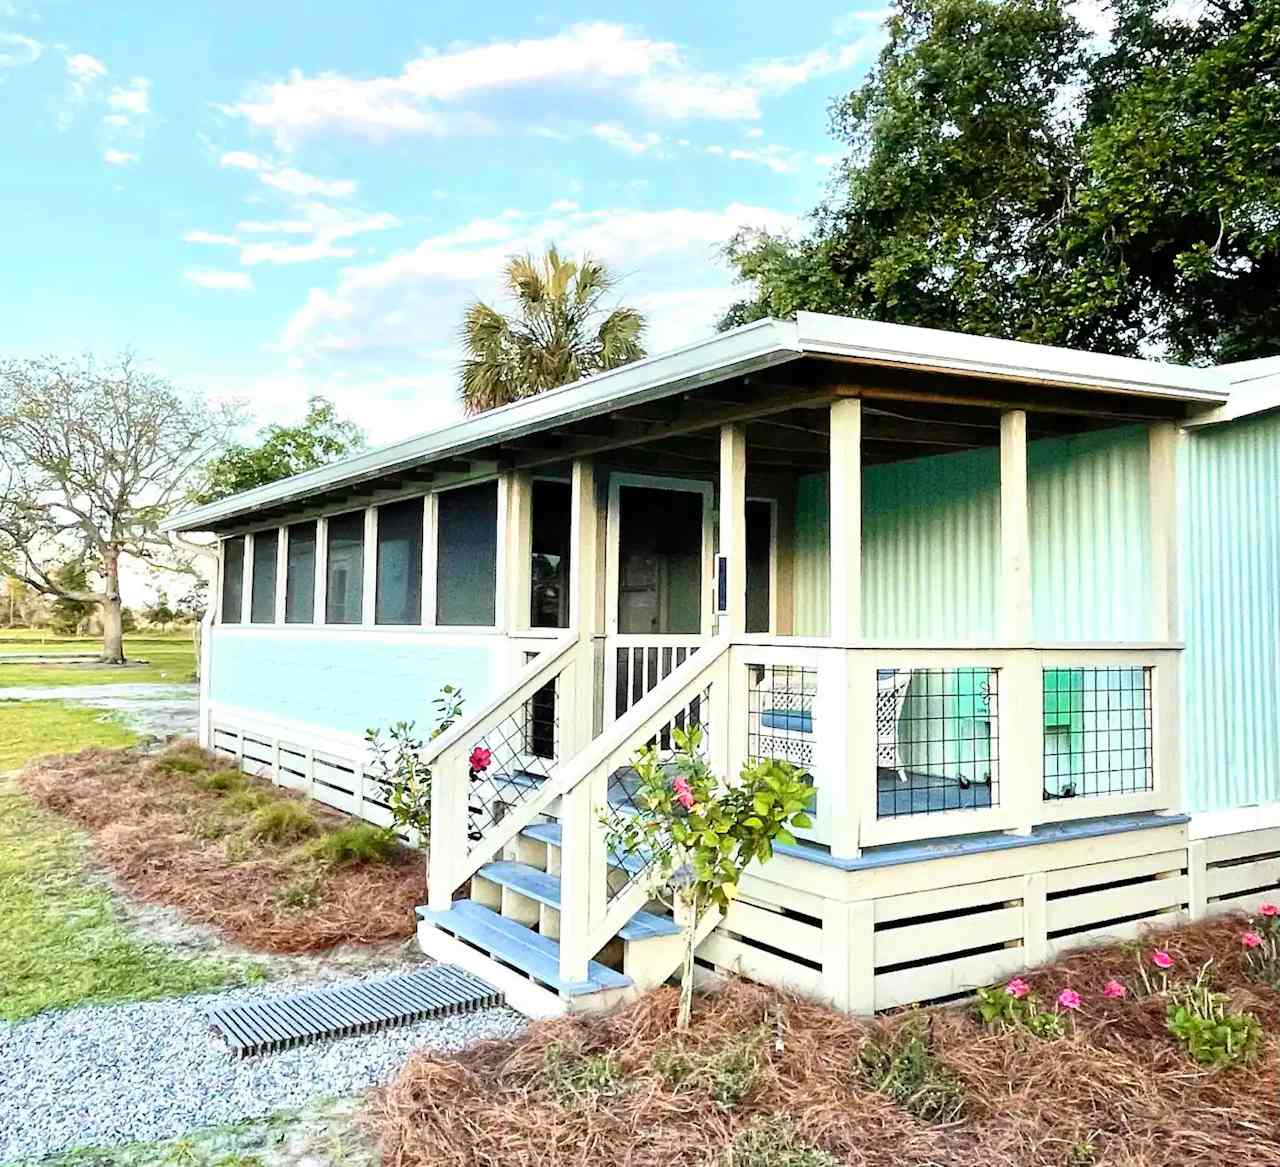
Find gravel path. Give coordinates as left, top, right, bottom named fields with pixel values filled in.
left=0, top=969, right=525, bottom=1163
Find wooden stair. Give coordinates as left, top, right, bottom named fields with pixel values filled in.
left=416, top=819, right=685, bottom=1018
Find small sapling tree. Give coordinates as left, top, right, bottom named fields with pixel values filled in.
left=608, top=726, right=814, bottom=1029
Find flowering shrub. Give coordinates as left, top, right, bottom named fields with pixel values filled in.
left=1165, top=962, right=1262, bottom=1068
left=975, top=979, right=1066, bottom=1040
left=1242, top=902, right=1280, bottom=988
left=607, top=725, right=813, bottom=1028
left=365, top=684, right=465, bottom=842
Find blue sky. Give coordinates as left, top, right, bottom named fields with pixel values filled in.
left=1, top=1, right=887, bottom=443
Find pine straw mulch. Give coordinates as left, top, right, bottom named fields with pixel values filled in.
left=372, top=916, right=1280, bottom=1167
left=19, top=742, right=423, bottom=953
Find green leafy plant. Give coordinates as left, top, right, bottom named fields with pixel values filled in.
left=244, top=801, right=318, bottom=845
left=976, top=979, right=1065, bottom=1040
left=198, top=771, right=246, bottom=795
left=1165, top=963, right=1261, bottom=1068
left=1241, top=903, right=1280, bottom=988
left=365, top=685, right=464, bottom=843
left=607, top=726, right=814, bottom=1028
left=859, top=1017, right=966, bottom=1123
left=542, top=1044, right=623, bottom=1106
left=707, top=1036, right=764, bottom=1110
left=278, top=877, right=323, bottom=910
left=302, top=822, right=398, bottom=867
left=722, top=1118, right=837, bottom=1167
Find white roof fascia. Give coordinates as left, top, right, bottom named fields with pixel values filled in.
left=161, top=317, right=802, bottom=533
left=795, top=312, right=1230, bottom=403
left=1183, top=356, right=1280, bottom=429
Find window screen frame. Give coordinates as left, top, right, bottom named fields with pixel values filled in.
left=324, top=509, right=366, bottom=626
left=249, top=529, right=280, bottom=624
left=434, top=480, right=499, bottom=629
left=375, top=496, right=425, bottom=626
left=284, top=520, right=318, bottom=625
left=220, top=535, right=245, bottom=624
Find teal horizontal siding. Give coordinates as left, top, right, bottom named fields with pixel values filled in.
left=1180, top=413, right=1280, bottom=812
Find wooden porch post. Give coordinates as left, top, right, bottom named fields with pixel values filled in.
left=719, top=423, right=748, bottom=638
left=828, top=399, right=862, bottom=642
left=500, top=469, right=533, bottom=636
left=999, top=410, right=1032, bottom=642
left=999, top=410, right=1037, bottom=834
left=826, top=399, right=862, bottom=859
left=567, top=458, right=600, bottom=754
left=1148, top=421, right=1179, bottom=642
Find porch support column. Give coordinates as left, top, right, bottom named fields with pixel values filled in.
left=500, top=469, right=533, bottom=636
left=1148, top=421, right=1178, bottom=641
left=566, top=458, right=600, bottom=754
left=828, top=398, right=862, bottom=642
left=999, top=410, right=1032, bottom=643
left=719, top=423, right=748, bottom=638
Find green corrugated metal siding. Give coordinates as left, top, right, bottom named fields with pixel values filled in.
left=1180, top=412, right=1280, bottom=812
left=791, top=427, right=1151, bottom=642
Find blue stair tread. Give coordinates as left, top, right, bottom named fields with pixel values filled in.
left=417, top=900, right=631, bottom=997
left=520, top=821, right=649, bottom=877
left=478, top=861, right=679, bottom=941
left=760, top=709, right=814, bottom=733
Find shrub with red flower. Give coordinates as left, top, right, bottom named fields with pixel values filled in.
left=468, top=746, right=493, bottom=774
left=1056, top=988, right=1082, bottom=1011
left=1102, top=978, right=1127, bottom=1000
left=1242, top=902, right=1280, bottom=987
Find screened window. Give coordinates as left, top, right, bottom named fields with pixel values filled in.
left=375, top=497, right=424, bottom=625
left=285, top=521, right=316, bottom=623
left=436, top=482, right=497, bottom=626
left=250, top=530, right=279, bottom=623
left=221, top=536, right=244, bottom=624
left=745, top=500, right=773, bottom=635
left=531, top=480, right=571, bottom=629
left=325, top=511, right=365, bottom=624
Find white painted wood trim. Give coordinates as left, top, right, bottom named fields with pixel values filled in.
left=240, top=532, right=253, bottom=624
left=828, top=398, right=861, bottom=641
left=415, top=923, right=567, bottom=1019
left=999, top=410, right=1032, bottom=642
left=314, top=516, right=328, bottom=627
left=361, top=506, right=377, bottom=626
left=1148, top=421, right=1179, bottom=642
left=719, top=423, right=748, bottom=638
left=274, top=525, right=288, bottom=624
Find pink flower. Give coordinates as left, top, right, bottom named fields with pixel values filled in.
left=1150, top=950, right=1174, bottom=970
left=1260, top=903, right=1278, bottom=918
left=1102, top=979, right=1127, bottom=1000
left=468, top=746, right=492, bottom=773
left=672, top=776, right=695, bottom=811
left=1057, top=988, right=1082, bottom=1011
left=1243, top=931, right=1264, bottom=949
left=1005, top=977, right=1030, bottom=999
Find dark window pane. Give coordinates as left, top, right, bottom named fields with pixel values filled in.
left=436, top=482, right=497, bottom=626
left=250, top=530, right=279, bottom=623
left=285, top=521, right=316, bottom=623
left=745, top=499, right=773, bottom=634
left=221, top=536, right=244, bottom=624
left=531, top=480, right=571, bottom=629
left=326, top=511, right=364, bottom=624
left=617, top=487, right=703, bottom=634
left=376, top=497, right=424, bottom=625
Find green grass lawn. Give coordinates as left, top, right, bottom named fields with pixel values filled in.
left=0, top=701, right=140, bottom=770
left=0, top=780, right=256, bottom=1023
left=0, top=632, right=197, bottom=687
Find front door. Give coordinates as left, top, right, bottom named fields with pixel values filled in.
left=606, top=475, right=712, bottom=719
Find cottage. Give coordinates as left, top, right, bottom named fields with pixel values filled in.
left=163, top=313, right=1280, bottom=1018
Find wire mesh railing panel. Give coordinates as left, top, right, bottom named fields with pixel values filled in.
left=465, top=675, right=560, bottom=848
left=1043, top=666, right=1153, bottom=800
left=745, top=664, right=817, bottom=774
left=876, top=667, right=1000, bottom=819
left=600, top=683, right=712, bottom=904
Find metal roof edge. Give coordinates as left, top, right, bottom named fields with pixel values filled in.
left=161, top=317, right=801, bottom=532
left=794, top=312, right=1229, bottom=402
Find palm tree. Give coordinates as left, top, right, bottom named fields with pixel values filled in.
left=459, top=246, right=646, bottom=414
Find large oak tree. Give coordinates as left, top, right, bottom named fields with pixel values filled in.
left=722, top=0, right=1280, bottom=363
left=0, top=355, right=240, bottom=663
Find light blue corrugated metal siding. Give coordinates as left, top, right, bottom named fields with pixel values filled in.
left=1180, top=412, right=1280, bottom=812
left=1029, top=427, right=1152, bottom=641
left=791, top=427, right=1151, bottom=641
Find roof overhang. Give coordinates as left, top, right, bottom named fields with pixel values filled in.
left=1183, top=355, right=1280, bottom=429
left=164, top=312, right=1233, bottom=533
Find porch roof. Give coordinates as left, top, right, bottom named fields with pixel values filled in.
left=164, top=312, right=1231, bottom=534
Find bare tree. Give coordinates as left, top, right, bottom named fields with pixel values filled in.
left=0, top=354, right=241, bottom=663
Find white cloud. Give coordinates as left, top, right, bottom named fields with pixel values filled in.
left=0, top=31, right=41, bottom=70
left=65, top=51, right=106, bottom=97
left=220, top=149, right=268, bottom=171
left=236, top=217, right=312, bottom=234
left=223, top=19, right=877, bottom=148
left=258, top=166, right=357, bottom=198
left=184, top=269, right=252, bottom=291
left=241, top=238, right=356, bottom=266
left=744, top=127, right=764, bottom=140
left=183, top=230, right=240, bottom=245
left=548, top=198, right=579, bottom=212
left=235, top=203, right=400, bottom=266
left=277, top=200, right=795, bottom=360
left=707, top=143, right=804, bottom=174
left=107, top=75, right=150, bottom=115
left=103, top=148, right=138, bottom=165
left=591, top=122, right=664, bottom=157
